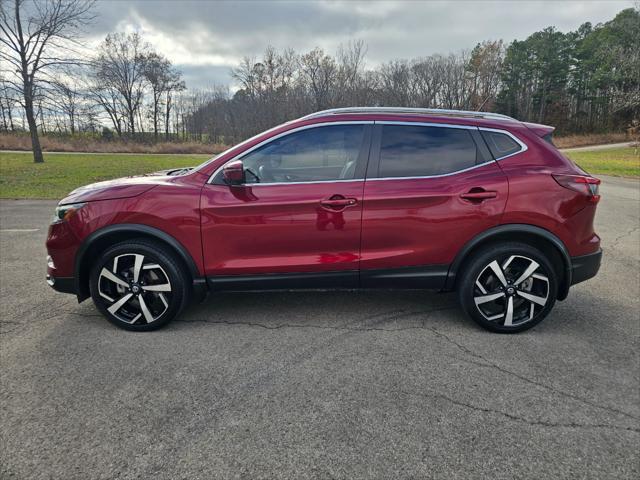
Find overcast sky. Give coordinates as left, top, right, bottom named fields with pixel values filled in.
left=90, top=0, right=633, bottom=89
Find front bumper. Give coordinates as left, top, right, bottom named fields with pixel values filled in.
left=46, top=274, right=77, bottom=294
left=47, top=272, right=209, bottom=302
left=46, top=252, right=77, bottom=295
left=570, top=249, right=602, bottom=286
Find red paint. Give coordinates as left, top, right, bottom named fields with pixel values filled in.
left=360, top=161, right=508, bottom=269
left=46, top=111, right=601, bottom=287
left=200, top=181, right=364, bottom=274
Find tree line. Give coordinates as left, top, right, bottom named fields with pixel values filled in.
left=1, top=1, right=638, bottom=163
left=191, top=7, right=640, bottom=144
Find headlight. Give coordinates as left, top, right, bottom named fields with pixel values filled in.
left=52, top=202, right=86, bottom=224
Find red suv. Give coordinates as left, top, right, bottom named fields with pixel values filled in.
left=46, top=108, right=602, bottom=333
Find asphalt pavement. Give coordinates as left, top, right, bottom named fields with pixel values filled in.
left=1, top=176, right=639, bottom=479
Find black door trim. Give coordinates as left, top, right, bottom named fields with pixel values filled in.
left=207, top=270, right=359, bottom=291
left=207, top=264, right=449, bottom=292
left=360, top=264, right=449, bottom=289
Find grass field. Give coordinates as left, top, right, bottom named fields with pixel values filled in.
left=0, top=152, right=210, bottom=199
left=564, top=147, right=639, bottom=178
left=0, top=147, right=637, bottom=199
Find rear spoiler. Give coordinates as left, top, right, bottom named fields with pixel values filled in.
left=523, top=121, right=555, bottom=138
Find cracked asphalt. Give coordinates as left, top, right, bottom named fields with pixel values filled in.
left=1, top=175, right=639, bottom=479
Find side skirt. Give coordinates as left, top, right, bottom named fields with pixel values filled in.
left=360, top=264, right=449, bottom=289
left=206, top=265, right=449, bottom=292
left=208, top=271, right=358, bottom=291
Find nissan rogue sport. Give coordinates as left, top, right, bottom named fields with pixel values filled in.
left=46, top=107, right=602, bottom=333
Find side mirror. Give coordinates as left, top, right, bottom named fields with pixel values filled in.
left=222, top=160, right=245, bottom=186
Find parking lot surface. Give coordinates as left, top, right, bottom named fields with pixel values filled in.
left=1, top=176, right=639, bottom=479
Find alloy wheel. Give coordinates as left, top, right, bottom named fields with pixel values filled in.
left=473, top=255, right=549, bottom=327
left=97, top=253, right=172, bottom=325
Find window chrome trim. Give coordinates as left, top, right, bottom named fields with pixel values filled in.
left=368, top=120, right=490, bottom=181
left=364, top=122, right=529, bottom=181
left=374, top=120, right=478, bottom=130
left=373, top=121, right=528, bottom=158
left=207, top=121, right=528, bottom=185
left=366, top=161, right=495, bottom=182
left=207, top=121, right=374, bottom=185
left=478, top=127, right=528, bottom=160
left=236, top=179, right=365, bottom=187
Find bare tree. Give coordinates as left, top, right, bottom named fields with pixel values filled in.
left=93, top=32, right=149, bottom=135
left=143, top=52, right=184, bottom=139
left=378, top=60, right=412, bottom=106
left=232, top=47, right=298, bottom=99
left=335, top=40, right=367, bottom=105
left=87, top=75, right=124, bottom=136
left=163, top=72, right=185, bottom=140
left=49, top=73, right=83, bottom=134
left=411, top=57, right=444, bottom=107
left=299, top=47, right=336, bottom=110
left=0, top=75, right=18, bottom=131
left=232, top=46, right=300, bottom=132
left=0, top=0, right=95, bottom=162
left=466, top=40, right=504, bottom=111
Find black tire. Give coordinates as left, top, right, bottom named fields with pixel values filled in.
left=457, top=242, right=558, bottom=333
left=89, top=239, right=190, bottom=331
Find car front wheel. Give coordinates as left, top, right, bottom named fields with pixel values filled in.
left=89, top=240, right=190, bottom=331
left=457, top=242, right=558, bottom=333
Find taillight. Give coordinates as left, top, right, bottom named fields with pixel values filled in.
left=552, top=174, right=601, bottom=203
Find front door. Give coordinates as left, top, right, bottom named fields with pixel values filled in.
left=200, top=123, right=372, bottom=288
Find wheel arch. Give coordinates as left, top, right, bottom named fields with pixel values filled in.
left=74, top=224, right=202, bottom=302
left=446, top=224, right=572, bottom=300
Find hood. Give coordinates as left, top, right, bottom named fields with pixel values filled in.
left=59, top=174, right=173, bottom=204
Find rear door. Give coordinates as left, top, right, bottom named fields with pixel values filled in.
left=360, top=121, right=509, bottom=287
left=200, top=122, right=372, bottom=286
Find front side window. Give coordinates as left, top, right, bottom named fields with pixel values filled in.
left=239, top=124, right=365, bottom=184
left=378, top=125, right=478, bottom=178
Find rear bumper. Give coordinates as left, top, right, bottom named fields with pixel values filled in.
left=570, top=249, right=602, bottom=286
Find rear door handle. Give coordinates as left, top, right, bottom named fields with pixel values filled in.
left=320, top=196, right=358, bottom=211
left=460, top=190, right=498, bottom=201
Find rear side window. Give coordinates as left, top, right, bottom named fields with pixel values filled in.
left=378, top=125, right=478, bottom=178
left=481, top=131, right=523, bottom=159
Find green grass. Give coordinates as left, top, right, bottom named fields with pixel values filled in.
left=0, top=147, right=637, bottom=199
left=0, top=152, right=210, bottom=199
left=565, top=147, right=639, bottom=178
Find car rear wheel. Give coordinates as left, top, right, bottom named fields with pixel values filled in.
left=89, top=240, right=190, bottom=331
left=457, top=242, right=558, bottom=333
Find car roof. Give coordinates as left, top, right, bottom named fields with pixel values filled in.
left=296, top=107, right=522, bottom=129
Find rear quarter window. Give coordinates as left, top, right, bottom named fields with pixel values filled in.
left=481, top=131, right=523, bottom=159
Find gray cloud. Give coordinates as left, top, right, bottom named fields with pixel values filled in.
left=90, top=0, right=632, bottom=88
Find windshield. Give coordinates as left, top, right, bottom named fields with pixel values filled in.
left=191, top=121, right=296, bottom=172
left=191, top=154, right=221, bottom=172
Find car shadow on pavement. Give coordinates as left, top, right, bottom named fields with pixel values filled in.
left=176, top=290, right=468, bottom=333
left=58, top=284, right=616, bottom=338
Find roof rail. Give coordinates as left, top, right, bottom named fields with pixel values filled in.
left=299, top=107, right=516, bottom=122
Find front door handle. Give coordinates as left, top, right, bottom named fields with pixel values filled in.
left=320, top=196, right=358, bottom=211
left=460, top=189, right=497, bottom=202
